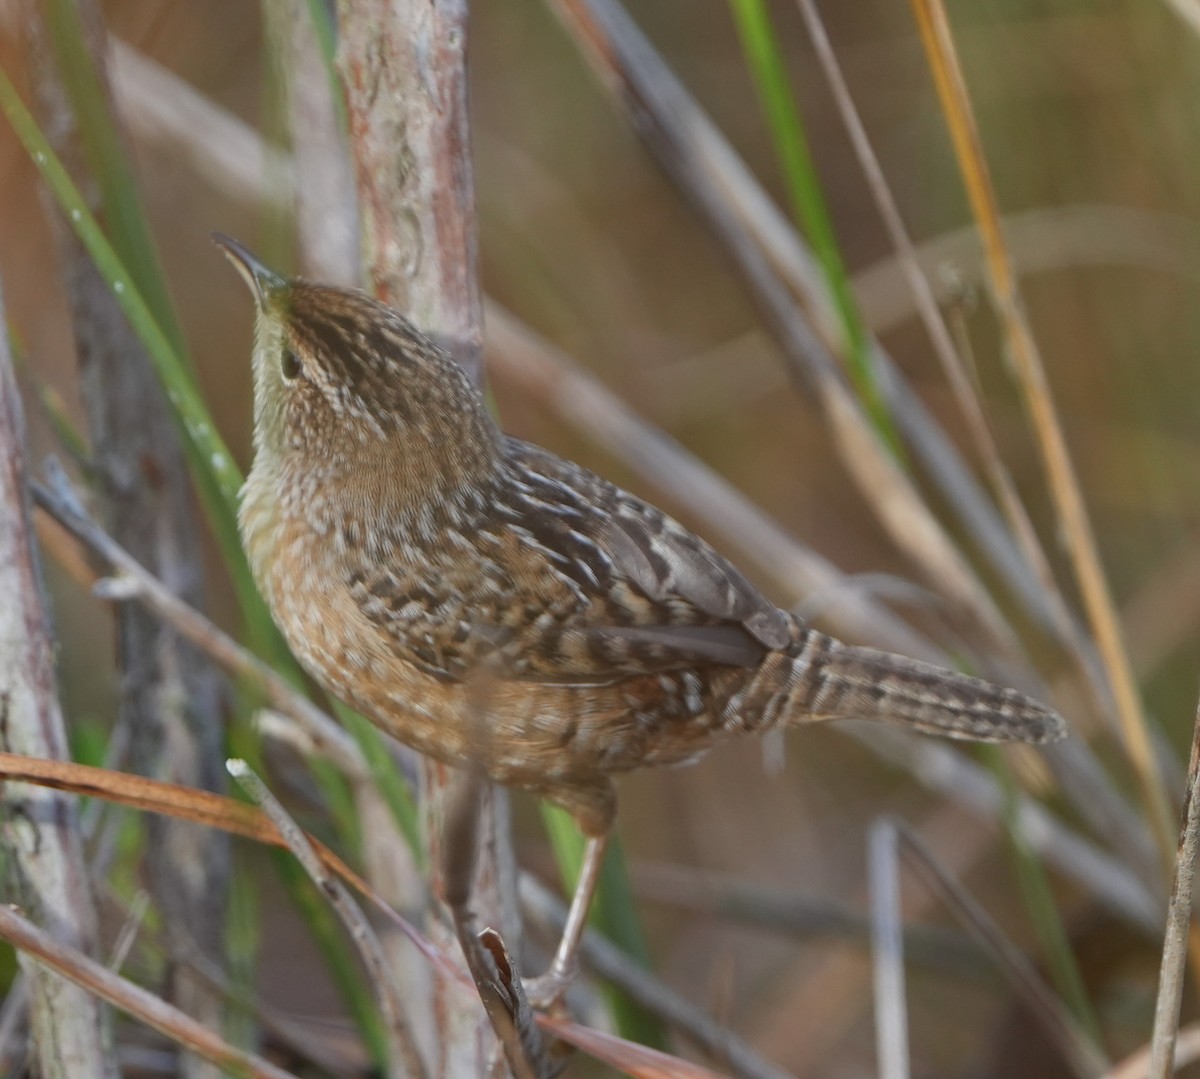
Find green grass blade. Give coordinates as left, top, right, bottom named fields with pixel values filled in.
left=225, top=851, right=262, bottom=1053
left=728, top=0, right=902, bottom=459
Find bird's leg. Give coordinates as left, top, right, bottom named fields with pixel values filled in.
left=526, top=829, right=610, bottom=1010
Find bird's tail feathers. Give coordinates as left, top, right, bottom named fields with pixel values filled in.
left=743, top=629, right=1065, bottom=745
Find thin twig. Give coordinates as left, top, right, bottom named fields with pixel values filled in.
left=227, top=759, right=428, bottom=1079
left=1146, top=691, right=1200, bottom=1078
left=0, top=905, right=300, bottom=1079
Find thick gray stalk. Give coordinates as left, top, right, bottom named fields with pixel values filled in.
left=0, top=276, right=116, bottom=1079
left=335, top=3, right=516, bottom=1075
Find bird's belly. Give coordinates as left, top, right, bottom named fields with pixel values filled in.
left=255, top=526, right=732, bottom=789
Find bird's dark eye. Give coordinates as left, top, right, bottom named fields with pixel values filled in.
left=281, top=349, right=301, bottom=380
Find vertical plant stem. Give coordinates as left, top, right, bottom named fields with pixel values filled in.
left=0, top=277, right=116, bottom=1079
left=1147, top=693, right=1200, bottom=1079
left=868, top=820, right=911, bottom=1079
left=229, top=760, right=428, bottom=1079
left=334, top=3, right=512, bottom=1072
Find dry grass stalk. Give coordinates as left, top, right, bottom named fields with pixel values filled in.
left=793, top=0, right=1075, bottom=661
left=868, top=821, right=910, bottom=1079
left=907, top=0, right=1175, bottom=877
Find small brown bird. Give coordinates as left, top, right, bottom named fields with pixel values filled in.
left=215, top=235, right=1065, bottom=1003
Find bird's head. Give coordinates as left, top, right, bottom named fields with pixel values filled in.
left=213, top=234, right=499, bottom=505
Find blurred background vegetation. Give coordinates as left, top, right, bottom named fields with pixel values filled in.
left=4, top=0, right=1200, bottom=1076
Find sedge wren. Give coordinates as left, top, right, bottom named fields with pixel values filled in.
left=215, top=234, right=1065, bottom=1004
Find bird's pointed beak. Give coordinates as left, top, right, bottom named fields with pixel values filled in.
left=211, top=233, right=285, bottom=306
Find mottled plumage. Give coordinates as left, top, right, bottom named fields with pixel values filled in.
left=216, top=247, right=1065, bottom=840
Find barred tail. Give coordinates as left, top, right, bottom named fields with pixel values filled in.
left=754, top=629, right=1065, bottom=745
